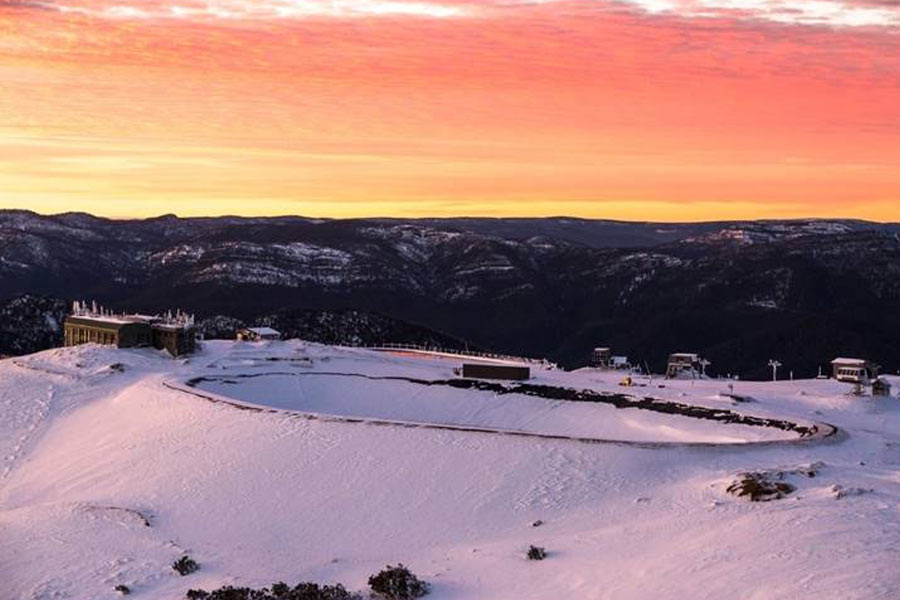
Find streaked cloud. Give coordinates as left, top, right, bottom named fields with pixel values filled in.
left=623, top=0, right=900, bottom=27
left=42, top=0, right=474, bottom=19
left=24, top=0, right=900, bottom=27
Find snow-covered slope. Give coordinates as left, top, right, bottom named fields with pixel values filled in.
left=1, top=341, right=898, bottom=600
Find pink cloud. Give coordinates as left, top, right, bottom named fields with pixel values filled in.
left=0, top=0, right=897, bottom=218
left=16, top=0, right=899, bottom=28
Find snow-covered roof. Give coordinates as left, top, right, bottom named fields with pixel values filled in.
left=129, top=314, right=159, bottom=322
left=248, top=327, right=280, bottom=336
left=153, top=322, right=195, bottom=331
left=66, top=314, right=136, bottom=326
left=69, top=301, right=195, bottom=329
left=831, top=358, right=868, bottom=365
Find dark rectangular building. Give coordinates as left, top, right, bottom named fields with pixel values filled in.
left=64, top=316, right=152, bottom=349
left=461, top=363, right=530, bottom=381
left=152, top=324, right=196, bottom=357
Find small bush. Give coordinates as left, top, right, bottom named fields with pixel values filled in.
left=173, top=555, right=200, bottom=576
left=114, top=584, right=131, bottom=595
left=727, top=473, right=795, bottom=502
left=368, top=564, right=429, bottom=599
left=185, top=582, right=361, bottom=600
left=526, top=545, right=547, bottom=561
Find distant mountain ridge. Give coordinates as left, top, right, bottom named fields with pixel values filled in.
left=3, top=209, right=898, bottom=248
left=2, top=210, right=899, bottom=378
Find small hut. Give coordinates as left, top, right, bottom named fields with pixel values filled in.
left=831, top=358, right=876, bottom=384
left=610, top=355, right=631, bottom=370
left=237, top=327, right=282, bottom=342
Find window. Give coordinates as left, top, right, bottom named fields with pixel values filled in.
left=838, top=368, right=864, bottom=378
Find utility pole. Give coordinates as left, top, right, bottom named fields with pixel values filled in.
left=768, top=359, right=782, bottom=382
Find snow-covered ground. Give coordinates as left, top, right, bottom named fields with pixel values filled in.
left=1, top=341, right=898, bottom=600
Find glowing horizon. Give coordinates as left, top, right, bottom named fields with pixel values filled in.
left=1, top=0, right=898, bottom=221
left=8, top=202, right=900, bottom=224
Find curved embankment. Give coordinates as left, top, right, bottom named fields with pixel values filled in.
left=165, top=372, right=838, bottom=448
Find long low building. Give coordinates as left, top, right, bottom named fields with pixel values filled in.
left=461, top=363, right=530, bottom=381
left=63, top=302, right=196, bottom=357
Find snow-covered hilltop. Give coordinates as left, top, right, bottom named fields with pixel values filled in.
left=1, top=341, right=898, bottom=599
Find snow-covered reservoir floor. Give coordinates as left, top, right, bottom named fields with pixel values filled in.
left=182, top=347, right=808, bottom=444
left=1, top=340, right=898, bottom=599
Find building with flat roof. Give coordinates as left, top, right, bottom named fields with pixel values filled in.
left=152, top=322, right=197, bottom=357
left=63, top=302, right=196, bottom=357
left=589, top=347, right=612, bottom=368
left=64, top=315, right=152, bottom=349
left=831, top=357, right=877, bottom=384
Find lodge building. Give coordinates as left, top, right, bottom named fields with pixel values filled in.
left=63, top=302, right=196, bottom=357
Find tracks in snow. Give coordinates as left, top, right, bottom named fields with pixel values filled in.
left=0, top=382, right=54, bottom=485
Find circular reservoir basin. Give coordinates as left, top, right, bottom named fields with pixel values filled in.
left=188, top=371, right=801, bottom=444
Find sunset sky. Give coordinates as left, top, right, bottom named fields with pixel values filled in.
left=0, top=0, right=898, bottom=220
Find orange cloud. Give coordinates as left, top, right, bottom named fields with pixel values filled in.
left=0, top=0, right=897, bottom=220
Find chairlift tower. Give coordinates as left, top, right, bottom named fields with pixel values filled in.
left=699, top=358, right=711, bottom=377
left=768, top=359, right=782, bottom=382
